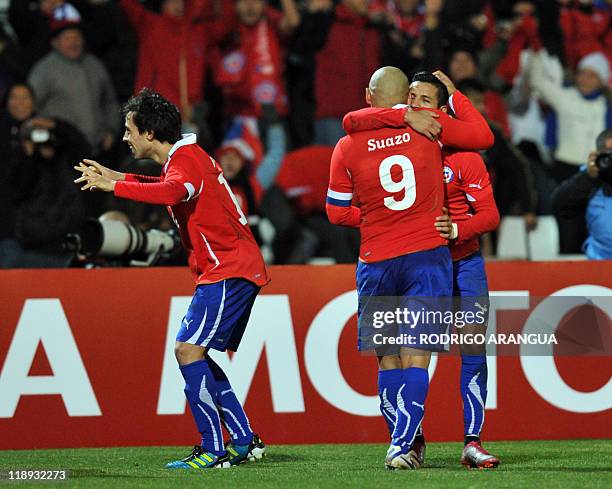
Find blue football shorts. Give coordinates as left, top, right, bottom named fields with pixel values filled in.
left=357, top=246, right=453, bottom=353
left=176, top=278, right=260, bottom=352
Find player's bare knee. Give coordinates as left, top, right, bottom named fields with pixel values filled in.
left=400, top=348, right=431, bottom=369
left=174, top=341, right=206, bottom=366
left=378, top=355, right=401, bottom=370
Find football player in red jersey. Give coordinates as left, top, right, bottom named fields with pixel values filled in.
left=341, top=71, right=501, bottom=469
left=74, top=89, right=267, bottom=469
left=326, top=67, right=493, bottom=470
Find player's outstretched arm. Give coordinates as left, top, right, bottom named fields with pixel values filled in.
left=77, top=160, right=161, bottom=185
left=114, top=178, right=189, bottom=206
left=75, top=163, right=188, bottom=205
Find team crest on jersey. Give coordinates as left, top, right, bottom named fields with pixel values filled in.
left=443, top=166, right=454, bottom=183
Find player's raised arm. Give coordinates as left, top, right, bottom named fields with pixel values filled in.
left=436, top=110, right=494, bottom=150
left=430, top=70, right=494, bottom=149
left=326, top=138, right=360, bottom=228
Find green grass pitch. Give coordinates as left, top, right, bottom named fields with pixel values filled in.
left=1, top=440, right=611, bottom=488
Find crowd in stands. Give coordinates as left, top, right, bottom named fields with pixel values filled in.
left=0, top=0, right=610, bottom=268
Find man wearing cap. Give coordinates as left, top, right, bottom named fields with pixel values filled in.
left=27, top=19, right=120, bottom=157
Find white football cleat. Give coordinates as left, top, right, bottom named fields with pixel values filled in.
left=385, top=444, right=422, bottom=470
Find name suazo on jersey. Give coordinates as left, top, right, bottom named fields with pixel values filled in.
left=114, top=134, right=269, bottom=286
left=326, top=104, right=493, bottom=263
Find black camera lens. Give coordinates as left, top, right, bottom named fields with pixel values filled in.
left=595, top=152, right=612, bottom=186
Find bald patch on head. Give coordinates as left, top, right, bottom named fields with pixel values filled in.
left=368, top=67, right=410, bottom=108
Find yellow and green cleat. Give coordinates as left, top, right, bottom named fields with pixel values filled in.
left=165, top=445, right=231, bottom=469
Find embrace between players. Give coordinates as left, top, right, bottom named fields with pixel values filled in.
left=74, top=66, right=500, bottom=471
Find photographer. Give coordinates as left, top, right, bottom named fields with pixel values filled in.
left=7, top=116, right=89, bottom=267
left=552, top=129, right=612, bottom=260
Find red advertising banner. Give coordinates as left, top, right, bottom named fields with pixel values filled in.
left=0, top=262, right=610, bottom=450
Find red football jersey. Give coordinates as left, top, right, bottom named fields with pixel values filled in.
left=114, top=135, right=269, bottom=287
left=327, top=126, right=447, bottom=263
left=443, top=149, right=499, bottom=261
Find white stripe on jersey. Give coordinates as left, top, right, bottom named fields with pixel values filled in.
left=448, top=93, right=457, bottom=114
left=200, top=232, right=220, bottom=268
left=182, top=180, right=204, bottom=202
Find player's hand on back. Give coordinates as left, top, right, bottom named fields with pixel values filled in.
left=432, top=70, right=457, bottom=96
left=404, top=110, right=441, bottom=141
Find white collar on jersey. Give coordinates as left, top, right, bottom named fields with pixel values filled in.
left=168, top=133, right=197, bottom=158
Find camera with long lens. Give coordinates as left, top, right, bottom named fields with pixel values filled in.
left=67, top=218, right=181, bottom=266
left=595, top=152, right=612, bottom=186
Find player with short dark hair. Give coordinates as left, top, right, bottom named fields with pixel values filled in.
left=410, top=72, right=449, bottom=107
left=327, top=67, right=493, bottom=470
left=341, top=71, right=501, bottom=469
left=74, top=88, right=268, bottom=469
left=121, top=88, right=182, bottom=145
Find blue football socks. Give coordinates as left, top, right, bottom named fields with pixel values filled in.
left=391, top=367, right=429, bottom=449
left=180, top=359, right=225, bottom=456
left=460, top=354, right=487, bottom=439
left=378, top=369, right=403, bottom=437
left=207, top=356, right=254, bottom=446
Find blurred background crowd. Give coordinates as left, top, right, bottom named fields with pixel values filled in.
left=0, top=0, right=610, bottom=268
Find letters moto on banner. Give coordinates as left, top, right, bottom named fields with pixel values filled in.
left=0, top=263, right=610, bottom=449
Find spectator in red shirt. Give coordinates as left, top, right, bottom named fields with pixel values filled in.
left=559, top=0, right=610, bottom=70
left=121, top=0, right=229, bottom=131
left=313, top=0, right=381, bottom=146
left=214, top=0, right=299, bottom=120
